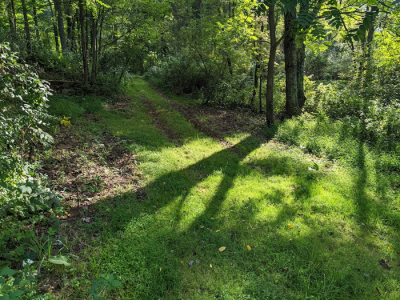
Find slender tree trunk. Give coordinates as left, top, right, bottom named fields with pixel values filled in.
left=259, top=61, right=263, bottom=113
left=66, top=2, right=73, bottom=51
left=71, top=10, right=78, bottom=51
left=284, top=8, right=298, bottom=117
left=98, top=8, right=106, bottom=57
left=85, top=11, right=89, bottom=53
left=32, top=0, right=40, bottom=41
left=48, top=0, right=60, bottom=52
left=364, top=16, right=375, bottom=84
left=79, top=0, right=89, bottom=84
left=251, top=49, right=259, bottom=108
left=10, top=0, right=17, bottom=33
left=54, top=0, right=67, bottom=53
left=90, top=12, right=98, bottom=83
left=7, top=1, right=16, bottom=34
left=21, top=0, right=32, bottom=55
left=258, top=21, right=264, bottom=113
left=296, top=36, right=306, bottom=109
left=266, top=5, right=277, bottom=127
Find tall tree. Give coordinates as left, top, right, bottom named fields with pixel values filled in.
left=21, top=0, right=32, bottom=54
left=79, top=0, right=89, bottom=84
left=54, top=0, right=67, bottom=53
left=284, top=6, right=299, bottom=116
left=32, top=0, right=40, bottom=41
left=266, top=4, right=281, bottom=126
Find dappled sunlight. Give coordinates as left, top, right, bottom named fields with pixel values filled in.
left=32, top=78, right=399, bottom=299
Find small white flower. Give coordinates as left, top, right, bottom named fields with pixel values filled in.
left=22, top=259, right=34, bottom=267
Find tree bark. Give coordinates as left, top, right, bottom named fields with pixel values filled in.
left=8, top=0, right=17, bottom=34
left=284, top=8, right=298, bottom=117
left=90, top=12, right=98, bottom=83
left=66, top=1, right=74, bottom=51
left=54, top=0, right=67, bottom=53
left=296, top=37, right=306, bottom=109
left=32, top=0, right=40, bottom=41
left=48, top=0, right=60, bottom=52
left=21, top=0, right=32, bottom=55
left=364, top=13, right=375, bottom=85
left=266, top=5, right=277, bottom=127
left=79, top=0, right=89, bottom=85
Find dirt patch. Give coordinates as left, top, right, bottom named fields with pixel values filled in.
left=39, top=118, right=141, bottom=224
left=109, top=95, right=132, bottom=111
left=139, top=94, right=181, bottom=143
left=149, top=86, right=265, bottom=144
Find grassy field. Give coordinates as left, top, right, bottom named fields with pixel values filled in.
left=45, top=77, right=400, bottom=299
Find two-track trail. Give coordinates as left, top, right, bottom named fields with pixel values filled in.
left=41, top=77, right=399, bottom=300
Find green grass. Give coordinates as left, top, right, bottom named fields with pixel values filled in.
left=52, top=77, right=399, bottom=299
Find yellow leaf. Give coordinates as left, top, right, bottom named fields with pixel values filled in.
left=287, top=224, right=294, bottom=229
left=388, top=246, right=393, bottom=251
left=219, top=247, right=226, bottom=252
left=210, top=264, right=212, bottom=268
left=216, top=230, right=220, bottom=233
left=160, top=268, right=162, bottom=271
left=246, top=245, right=251, bottom=251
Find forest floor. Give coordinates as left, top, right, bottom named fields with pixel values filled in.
left=40, top=77, right=400, bottom=299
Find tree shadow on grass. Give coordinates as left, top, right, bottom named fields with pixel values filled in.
left=71, top=133, right=400, bottom=299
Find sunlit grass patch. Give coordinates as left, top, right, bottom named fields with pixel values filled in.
left=51, top=78, right=400, bottom=300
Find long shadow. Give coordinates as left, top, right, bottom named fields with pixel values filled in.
left=69, top=83, right=400, bottom=299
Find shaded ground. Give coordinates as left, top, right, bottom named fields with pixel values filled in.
left=40, top=115, right=141, bottom=223
left=151, top=86, right=265, bottom=141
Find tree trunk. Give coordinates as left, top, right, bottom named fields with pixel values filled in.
left=364, top=14, right=375, bottom=85
left=251, top=51, right=259, bottom=108
left=284, top=8, right=298, bottom=117
left=11, top=0, right=17, bottom=33
left=98, top=8, right=106, bottom=57
left=21, top=0, right=32, bottom=55
left=90, top=12, right=98, bottom=83
left=296, top=37, right=306, bottom=109
left=266, top=5, right=277, bottom=127
left=79, top=0, right=89, bottom=85
left=32, top=0, right=40, bottom=41
left=66, top=2, right=73, bottom=51
left=54, top=0, right=67, bottom=53
left=48, top=0, right=60, bottom=52
left=8, top=0, right=17, bottom=34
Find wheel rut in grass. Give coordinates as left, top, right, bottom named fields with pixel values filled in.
left=148, top=84, right=268, bottom=151
left=139, top=93, right=182, bottom=144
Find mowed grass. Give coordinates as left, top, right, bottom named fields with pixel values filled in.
left=55, top=77, right=400, bottom=299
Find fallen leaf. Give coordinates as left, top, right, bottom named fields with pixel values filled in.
left=246, top=245, right=251, bottom=251
left=219, top=247, right=226, bottom=252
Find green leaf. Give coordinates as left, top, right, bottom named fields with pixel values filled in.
left=18, top=185, right=32, bottom=194
left=48, top=255, right=71, bottom=266
left=0, top=267, right=17, bottom=277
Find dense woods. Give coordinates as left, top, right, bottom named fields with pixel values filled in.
left=1, top=0, right=400, bottom=299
